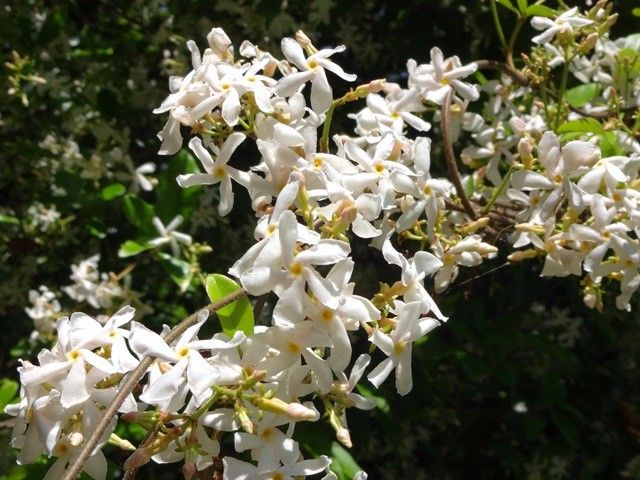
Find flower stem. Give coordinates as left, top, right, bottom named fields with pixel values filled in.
left=490, top=0, right=508, bottom=55
left=441, top=89, right=477, bottom=220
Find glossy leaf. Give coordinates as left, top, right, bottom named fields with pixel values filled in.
left=118, top=239, right=152, bottom=258
left=101, top=183, right=126, bottom=201
left=564, top=83, right=600, bottom=108
left=205, top=274, right=254, bottom=337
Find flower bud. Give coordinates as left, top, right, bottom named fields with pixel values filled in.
left=578, top=33, right=599, bottom=55
left=507, top=248, right=539, bottom=263
left=295, top=30, right=312, bottom=48
left=124, top=448, right=152, bottom=470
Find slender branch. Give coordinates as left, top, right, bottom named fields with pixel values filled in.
left=481, top=164, right=514, bottom=215
left=61, top=288, right=248, bottom=480
left=475, top=59, right=638, bottom=121
left=441, top=89, right=477, bottom=220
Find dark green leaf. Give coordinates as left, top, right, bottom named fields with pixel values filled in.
left=205, top=274, right=254, bottom=337
left=496, top=0, right=519, bottom=14
left=118, top=239, right=152, bottom=258
left=0, top=378, right=19, bottom=412
left=0, top=214, right=20, bottom=225
left=101, top=183, right=126, bottom=201
left=155, top=150, right=202, bottom=223
left=525, top=4, right=556, bottom=17
left=122, top=194, right=155, bottom=236
left=158, top=253, right=192, bottom=292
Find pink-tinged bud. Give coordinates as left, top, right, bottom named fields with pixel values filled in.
left=286, top=402, right=318, bottom=421
left=182, top=463, right=197, bottom=480
left=583, top=291, right=597, bottom=309
left=295, top=30, right=312, bottom=47
left=507, top=249, right=539, bottom=263
left=207, top=28, right=232, bottom=53
left=253, top=396, right=318, bottom=421
left=124, top=448, right=152, bottom=470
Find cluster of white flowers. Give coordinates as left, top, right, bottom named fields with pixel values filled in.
left=9, top=2, right=640, bottom=478
left=25, top=255, right=134, bottom=342
left=63, top=254, right=123, bottom=309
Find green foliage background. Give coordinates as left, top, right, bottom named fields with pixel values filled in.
left=1, top=0, right=639, bottom=478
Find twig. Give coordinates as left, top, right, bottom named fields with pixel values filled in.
left=441, top=89, right=477, bottom=220
left=61, top=288, right=248, bottom=480
left=475, top=59, right=638, bottom=120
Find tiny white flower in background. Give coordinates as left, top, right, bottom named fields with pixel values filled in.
left=149, top=215, right=193, bottom=256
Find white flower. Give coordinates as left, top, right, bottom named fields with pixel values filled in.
left=149, top=215, right=193, bottom=256
left=531, top=7, right=593, bottom=45
left=368, top=301, right=439, bottom=395
left=409, top=47, right=479, bottom=104
left=177, top=133, right=251, bottom=216
left=274, top=36, right=356, bottom=113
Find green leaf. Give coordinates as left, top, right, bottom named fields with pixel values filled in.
left=633, top=8, right=640, bottom=17
left=0, top=214, right=20, bottom=225
left=0, top=378, right=19, bottom=412
left=118, top=239, right=152, bottom=258
left=496, top=0, right=519, bottom=14
left=557, top=118, right=604, bottom=135
left=516, top=0, right=527, bottom=14
left=464, top=175, right=475, bottom=198
left=564, top=83, right=600, bottom=108
left=329, top=442, right=361, bottom=479
left=205, top=274, right=254, bottom=337
left=525, top=4, right=556, bottom=17
left=600, top=131, right=624, bottom=157
left=101, top=183, right=126, bottom=201
left=296, top=423, right=363, bottom=480
left=159, top=253, right=193, bottom=292
left=122, top=194, right=155, bottom=236
left=155, top=150, right=202, bottom=223
left=356, top=384, right=390, bottom=414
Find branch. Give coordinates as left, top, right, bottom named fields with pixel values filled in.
left=441, top=89, right=477, bottom=220
left=61, top=288, right=248, bottom=480
left=475, top=59, right=638, bottom=120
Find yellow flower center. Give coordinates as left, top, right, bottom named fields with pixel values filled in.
left=321, top=308, right=334, bottom=323
left=286, top=341, right=301, bottom=355
left=176, top=346, right=190, bottom=358
left=393, top=340, right=407, bottom=354
left=289, top=262, right=303, bottom=276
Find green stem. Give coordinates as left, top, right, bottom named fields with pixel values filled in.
left=505, top=17, right=525, bottom=68
left=320, top=103, right=336, bottom=153
left=490, top=0, right=508, bottom=54
left=554, top=54, right=571, bottom=130
left=482, top=164, right=514, bottom=215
